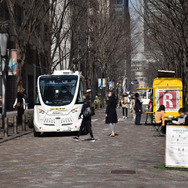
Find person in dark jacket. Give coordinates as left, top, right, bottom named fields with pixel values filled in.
left=73, top=90, right=95, bottom=142
left=134, top=93, right=142, bottom=125
left=105, top=91, right=118, bottom=137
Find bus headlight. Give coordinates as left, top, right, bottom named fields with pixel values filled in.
left=39, top=108, right=46, bottom=114
left=71, top=108, right=78, bottom=113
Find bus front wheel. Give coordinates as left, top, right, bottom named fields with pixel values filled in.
left=33, top=128, right=41, bottom=137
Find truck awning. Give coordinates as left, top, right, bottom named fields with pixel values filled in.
left=136, top=88, right=153, bottom=90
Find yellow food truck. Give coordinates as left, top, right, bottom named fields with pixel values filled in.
left=138, top=70, right=183, bottom=123
left=153, top=76, right=183, bottom=120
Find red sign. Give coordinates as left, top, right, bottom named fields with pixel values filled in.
left=157, top=90, right=179, bottom=112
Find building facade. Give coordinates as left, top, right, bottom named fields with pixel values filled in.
left=110, top=0, right=131, bottom=91
left=130, top=0, right=155, bottom=90
left=0, top=0, right=51, bottom=110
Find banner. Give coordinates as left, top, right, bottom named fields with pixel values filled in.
left=166, top=126, right=188, bottom=168
left=8, top=49, right=17, bottom=75
left=109, top=81, right=114, bottom=91
left=102, top=78, right=106, bottom=87
left=157, top=89, right=180, bottom=112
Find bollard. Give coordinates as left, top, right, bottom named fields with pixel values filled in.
left=22, top=114, right=26, bottom=131
left=4, top=117, right=8, bottom=137
left=13, top=116, right=18, bottom=134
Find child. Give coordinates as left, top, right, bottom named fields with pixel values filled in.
left=172, top=108, right=187, bottom=125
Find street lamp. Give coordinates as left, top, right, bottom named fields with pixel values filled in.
left=0, top=20, right=9, bottom=128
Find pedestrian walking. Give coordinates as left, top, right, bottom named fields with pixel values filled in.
left=121, top=93, right=129, bottom=119
left=13, top=89, right=26, bottom=125
left=73, top=89, right=95, bottom=142
left=130, top=96, right=136, bottom=120
left=118, top=95, right=123, bottom=109
left=105, top=91, right=118, bottom=137
left=134, top=93, right=142, bottom=125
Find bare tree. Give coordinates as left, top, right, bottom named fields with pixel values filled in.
left=70, top=0, right=135, bottom=90
left=49, top=0, right=74, bottom=72
left=136, top=0, right=188, bottom=103
left=6, top=0, right=56, bottom=89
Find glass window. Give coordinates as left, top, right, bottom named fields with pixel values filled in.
left=35, top=92, right=40, bottom=105
left=117, top=0, right=123, bottom=4
left=39, top=75, right=78, bottom=106
left=76, top=78, right=86, bottom=104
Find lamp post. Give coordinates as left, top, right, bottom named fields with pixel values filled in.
left=0, top=20, right=9, bottom=128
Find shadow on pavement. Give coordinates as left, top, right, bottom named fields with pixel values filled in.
left=37, top=131, right=79, bottom=137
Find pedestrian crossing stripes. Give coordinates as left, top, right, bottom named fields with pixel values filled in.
left=91, top=119, right=98, bottom=122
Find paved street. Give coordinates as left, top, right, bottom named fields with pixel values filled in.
left=0, top=110, right=33, bottom=142
left=0, top=108, right=187, bottom=188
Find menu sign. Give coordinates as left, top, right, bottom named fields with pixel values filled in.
left=165, top=126, right=188, bottom=168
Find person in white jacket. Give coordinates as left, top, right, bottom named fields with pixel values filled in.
left=13, top=92, right=26, bottom=124
left=121, top=93, right=130, bottom=119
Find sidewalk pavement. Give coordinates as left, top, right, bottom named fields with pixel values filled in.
left=0, top=108, right=187, bottom=187
left=0, top=107, right=151, bottom=144
left=0, top=109, right=33, bottom=143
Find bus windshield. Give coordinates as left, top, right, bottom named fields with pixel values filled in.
left=39, top=75, right=78, bottom=106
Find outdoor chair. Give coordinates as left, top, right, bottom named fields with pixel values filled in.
left=152, top=113, right=165, bottom=137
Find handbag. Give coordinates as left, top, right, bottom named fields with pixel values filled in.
left=83, top=107, right=92, bottom=117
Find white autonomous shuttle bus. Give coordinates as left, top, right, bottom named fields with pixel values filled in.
left=33, top=70, right=86, bottom=137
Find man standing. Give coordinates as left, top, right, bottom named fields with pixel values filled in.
left=134, top=93, right=142, bottom=125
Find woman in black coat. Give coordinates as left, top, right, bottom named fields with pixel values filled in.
left=105, top=91, right=118, bottom=137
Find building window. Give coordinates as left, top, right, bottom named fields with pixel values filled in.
left=117, top=0, right=123, bottom=4
left=14, top=4, right=23, bottom=27
left=115, top=7, right=123, bottom=12
left=0, top=2, right=9, bottom=20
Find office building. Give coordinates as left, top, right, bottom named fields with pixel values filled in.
left=0, top=1, right=51, bottom=110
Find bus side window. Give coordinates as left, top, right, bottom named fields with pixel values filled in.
left=35, top=92, right=41, bottom=105
left=76, top=80, right=84, bottom=104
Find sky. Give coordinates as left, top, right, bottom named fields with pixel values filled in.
left=129, top=0, right=140, bottom=19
